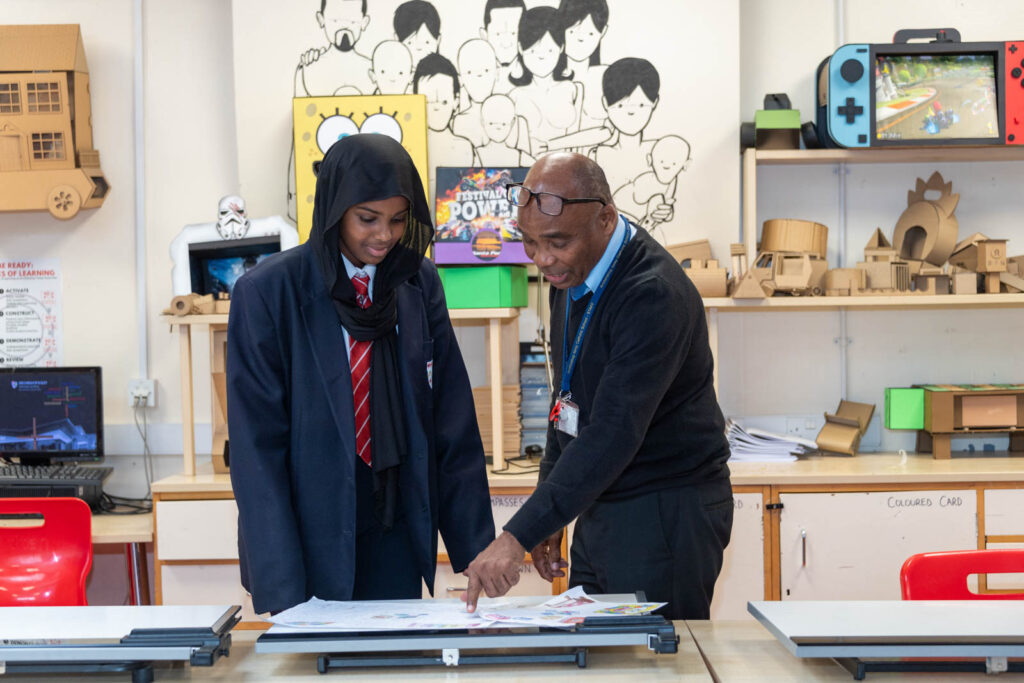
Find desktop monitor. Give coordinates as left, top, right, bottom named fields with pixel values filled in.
left=0, top=366, right=103, bottom=465
left=187, top=235, right=280, bottom=297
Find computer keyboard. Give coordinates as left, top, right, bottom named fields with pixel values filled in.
left=0, top=464, right=113, bottom=510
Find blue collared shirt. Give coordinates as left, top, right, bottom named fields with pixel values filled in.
left=569, top=213, right=635, bottom=301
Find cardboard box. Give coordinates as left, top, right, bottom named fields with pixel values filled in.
left=885, top=388, right=925, bottom=430
left=754, top=109, right=801, bottom=149
left=684, top=259, right=728, bottom=298
left=961, top=394, right=1018, bottom=428
left=665, top=239, right=713, bottom=266
left=437, top=265, right=527, bottom=308
left=816, top=400, right=875, bottom=456
left=950, top=238, right=1007, bottom=273
left=951, top=271, right=979, bottom=295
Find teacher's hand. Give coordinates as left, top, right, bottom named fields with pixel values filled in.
left=530, top=529, right=568, bottom=582
left=461, top=531, right=526, bottom=612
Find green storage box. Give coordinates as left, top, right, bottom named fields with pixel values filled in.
left=884, top=387, right=925, bottom=430
left=437, top=265, right=528, bottom=309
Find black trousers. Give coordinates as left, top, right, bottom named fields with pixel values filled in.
left=569, top=478, right=733, bottom=620
left=352, top=457, right=422, bottom=600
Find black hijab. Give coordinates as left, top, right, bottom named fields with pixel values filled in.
left=309, top=134, right=433, bottom=530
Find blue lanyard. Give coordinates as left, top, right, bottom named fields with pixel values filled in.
left=560, top=225, right=630, bottom=396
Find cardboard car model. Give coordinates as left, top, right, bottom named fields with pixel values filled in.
left=0, top=24, right=109, bottom=220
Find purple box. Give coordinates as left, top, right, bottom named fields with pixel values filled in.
left=433, top=167, right=531, bottom=265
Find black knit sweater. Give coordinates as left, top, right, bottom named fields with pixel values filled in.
left=504, top=228, right=730, bottom=551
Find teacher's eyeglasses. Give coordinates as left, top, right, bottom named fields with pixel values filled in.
left=506, top=183, right=607, bottom=217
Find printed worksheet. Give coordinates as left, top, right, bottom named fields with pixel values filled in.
left=268, top=588, right=665, bottom=632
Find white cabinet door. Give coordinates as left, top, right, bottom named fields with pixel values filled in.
left=984, top=489, right=1024, bottom=536
left=779, top=490, right=976, bottom=601
left=156, top=499, right=239, bottom=560
left=711, top=492, right=764, bottom=620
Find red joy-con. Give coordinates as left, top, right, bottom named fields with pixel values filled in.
left=1005, top=42, right=1024, bottom=144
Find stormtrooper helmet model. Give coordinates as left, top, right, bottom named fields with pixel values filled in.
left=216, top=195, right=251, bottom=239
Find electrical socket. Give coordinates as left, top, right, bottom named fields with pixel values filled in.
left=128, top=379, right=156, bottom=408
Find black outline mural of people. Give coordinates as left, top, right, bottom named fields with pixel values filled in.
left=508, top=6, right=582, bottom=155
left=414, top=52, right=479, bottom=202
left=285, top=1, right=696, bottom=244
left=394, top=0, right=441, bottom=70
left=453, top=39, right=498, bottom=147
left=560, top=0, right=609, bottom=130
left=613, top=134, right=691, bottom=243
left=369, top=40, right=415, bottom=94
left=479, top=0, right=525, bottom=95
left=295, top=0, right=373, bottom=97
left=476, top=94, right=535, bottom=166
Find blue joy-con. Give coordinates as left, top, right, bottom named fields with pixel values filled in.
left=827, top=44, right=871, bottom=148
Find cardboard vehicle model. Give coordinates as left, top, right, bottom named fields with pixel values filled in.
left=0, top=24, right=109, bottom=219
left=752, top=251, right=828, bottom=296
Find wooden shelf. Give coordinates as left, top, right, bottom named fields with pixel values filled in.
left=703, top=293, right=1024, bottom=311
left=448, top=307, right=520, bottom=320
left=754, top=146, right=1024, bottom=165
left=162, top=307, right=522, bottom=326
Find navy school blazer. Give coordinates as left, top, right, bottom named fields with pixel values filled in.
left=226, top=243, right=495, bottom=615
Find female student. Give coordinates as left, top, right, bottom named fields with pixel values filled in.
left=227, top=134, right=495, bottom=615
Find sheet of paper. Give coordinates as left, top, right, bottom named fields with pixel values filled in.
left=268, top=588, right=666, bottom=632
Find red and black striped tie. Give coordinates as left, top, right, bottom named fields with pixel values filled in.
left=350, top=272, right=372, bottom=467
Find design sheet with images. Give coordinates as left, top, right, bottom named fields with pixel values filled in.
left=268, top=587, right=665, bottom=633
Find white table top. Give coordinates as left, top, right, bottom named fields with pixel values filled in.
left=748, top=600, right=1024, bottom=645
left=0, top=605, right=237, bottom=642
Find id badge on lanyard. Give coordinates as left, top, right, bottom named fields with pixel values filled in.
left=551, top=224, right=630, bottom=438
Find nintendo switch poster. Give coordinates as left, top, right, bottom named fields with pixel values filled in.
left=0, top=259, right=62, bottom=368
left=875, top=54, right=999, bottom=142
left=231, top=0, right=740, bottom=261
left=434, top=166, right=529, bottom=264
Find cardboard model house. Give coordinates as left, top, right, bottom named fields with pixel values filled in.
left=0, top=24, right=109, bottom=219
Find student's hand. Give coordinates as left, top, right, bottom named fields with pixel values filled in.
left=460, top=531, right=526, bottom=612
left=530, top=530, right=568, bottom=582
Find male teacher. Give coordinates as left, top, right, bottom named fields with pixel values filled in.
left=462, top=152, right=733, bottom=620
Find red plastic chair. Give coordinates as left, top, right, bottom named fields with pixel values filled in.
left=900, top=549, right=1024, bottom=600
left=0, top=497, right=93, bottom=606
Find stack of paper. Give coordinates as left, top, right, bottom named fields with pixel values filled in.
left=268, top=587, right=664, bottom=633
left=726, top=419, right=816, bottom=462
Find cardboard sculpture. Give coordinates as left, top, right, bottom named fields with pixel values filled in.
left=730, top=243, right=748, bottom=280
left=886, top=384, right=1024, bottom=459
left=759, top=218, right=828, bottom=258
left=825, top=268, right=866, bottom=296
left=733, top=219, right=830, bottom=298
left=816, top=400, right=875, bottom=456
left=950, top=232, right=1006, bottom=294
left=892, top=172, right=959, bottom=266
left=665, top=239, right=713, bottom=266
left=855, top=227, right=911, bottom=293
left=670, top=240, right=727, bottom=298
left=683, top=259, right=728, bottom=298
left=169, top=195, right=299, bottom=297
left=0, top=25, right=109, bottom=219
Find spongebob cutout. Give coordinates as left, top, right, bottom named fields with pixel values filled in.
left=293, top=94, right=428, bottom=242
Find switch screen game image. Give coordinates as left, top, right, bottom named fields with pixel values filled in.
left=0, top=369, right=100, bottom=454
left=875, top=54, right=998, bottom=141
left=433, top=167, right=531, bottom=265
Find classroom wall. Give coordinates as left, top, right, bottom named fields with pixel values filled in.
left=4, top=0, right=1023, bottom=602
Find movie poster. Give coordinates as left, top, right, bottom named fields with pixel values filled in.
left=434, top=167, right=529, bottom=264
